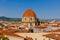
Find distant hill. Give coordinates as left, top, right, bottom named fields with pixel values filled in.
left=0, top=16, right=22, bottom=21
left=0, top=16, right=60, bottom=22
left=42, top=19, right=60, bottom=22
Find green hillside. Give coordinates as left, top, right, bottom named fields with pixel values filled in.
left=0, top=16, right=21, bottom=22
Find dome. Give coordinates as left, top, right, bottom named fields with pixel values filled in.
left=22, top=9, right=36, bottom=17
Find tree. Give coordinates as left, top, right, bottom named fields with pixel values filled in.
left=2, top=37, right=9, bottom=40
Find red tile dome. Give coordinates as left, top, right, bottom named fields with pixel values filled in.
left=22, top=9, right=36, bottom=17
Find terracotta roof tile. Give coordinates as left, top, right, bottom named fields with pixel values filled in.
left=43, top=33, right=60, bottom=40
left=22, top=9, right=36, bottom=17
left=0, top=29, right=24, bottom=38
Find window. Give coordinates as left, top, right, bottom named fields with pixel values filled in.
left=30, top=18, right=32, bottom=20
left=24, top=18, right=26, bottom=20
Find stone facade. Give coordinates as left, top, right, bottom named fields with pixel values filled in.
left=22, top=17, right=36, bottom=27
left=22, top=9, right=38, bottom=27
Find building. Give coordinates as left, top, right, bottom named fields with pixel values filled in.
left=6, top=34, right=24, bottom=40
left=15, top=33, right=55, bottom=40
left=22, top=9, right=40, bottom=28
left=0, top=29, right=24, bottom=40
left=43, top=33, right=60, bottom=40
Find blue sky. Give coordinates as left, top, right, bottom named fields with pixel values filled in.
left=0, top=0, right=60, bottom=19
